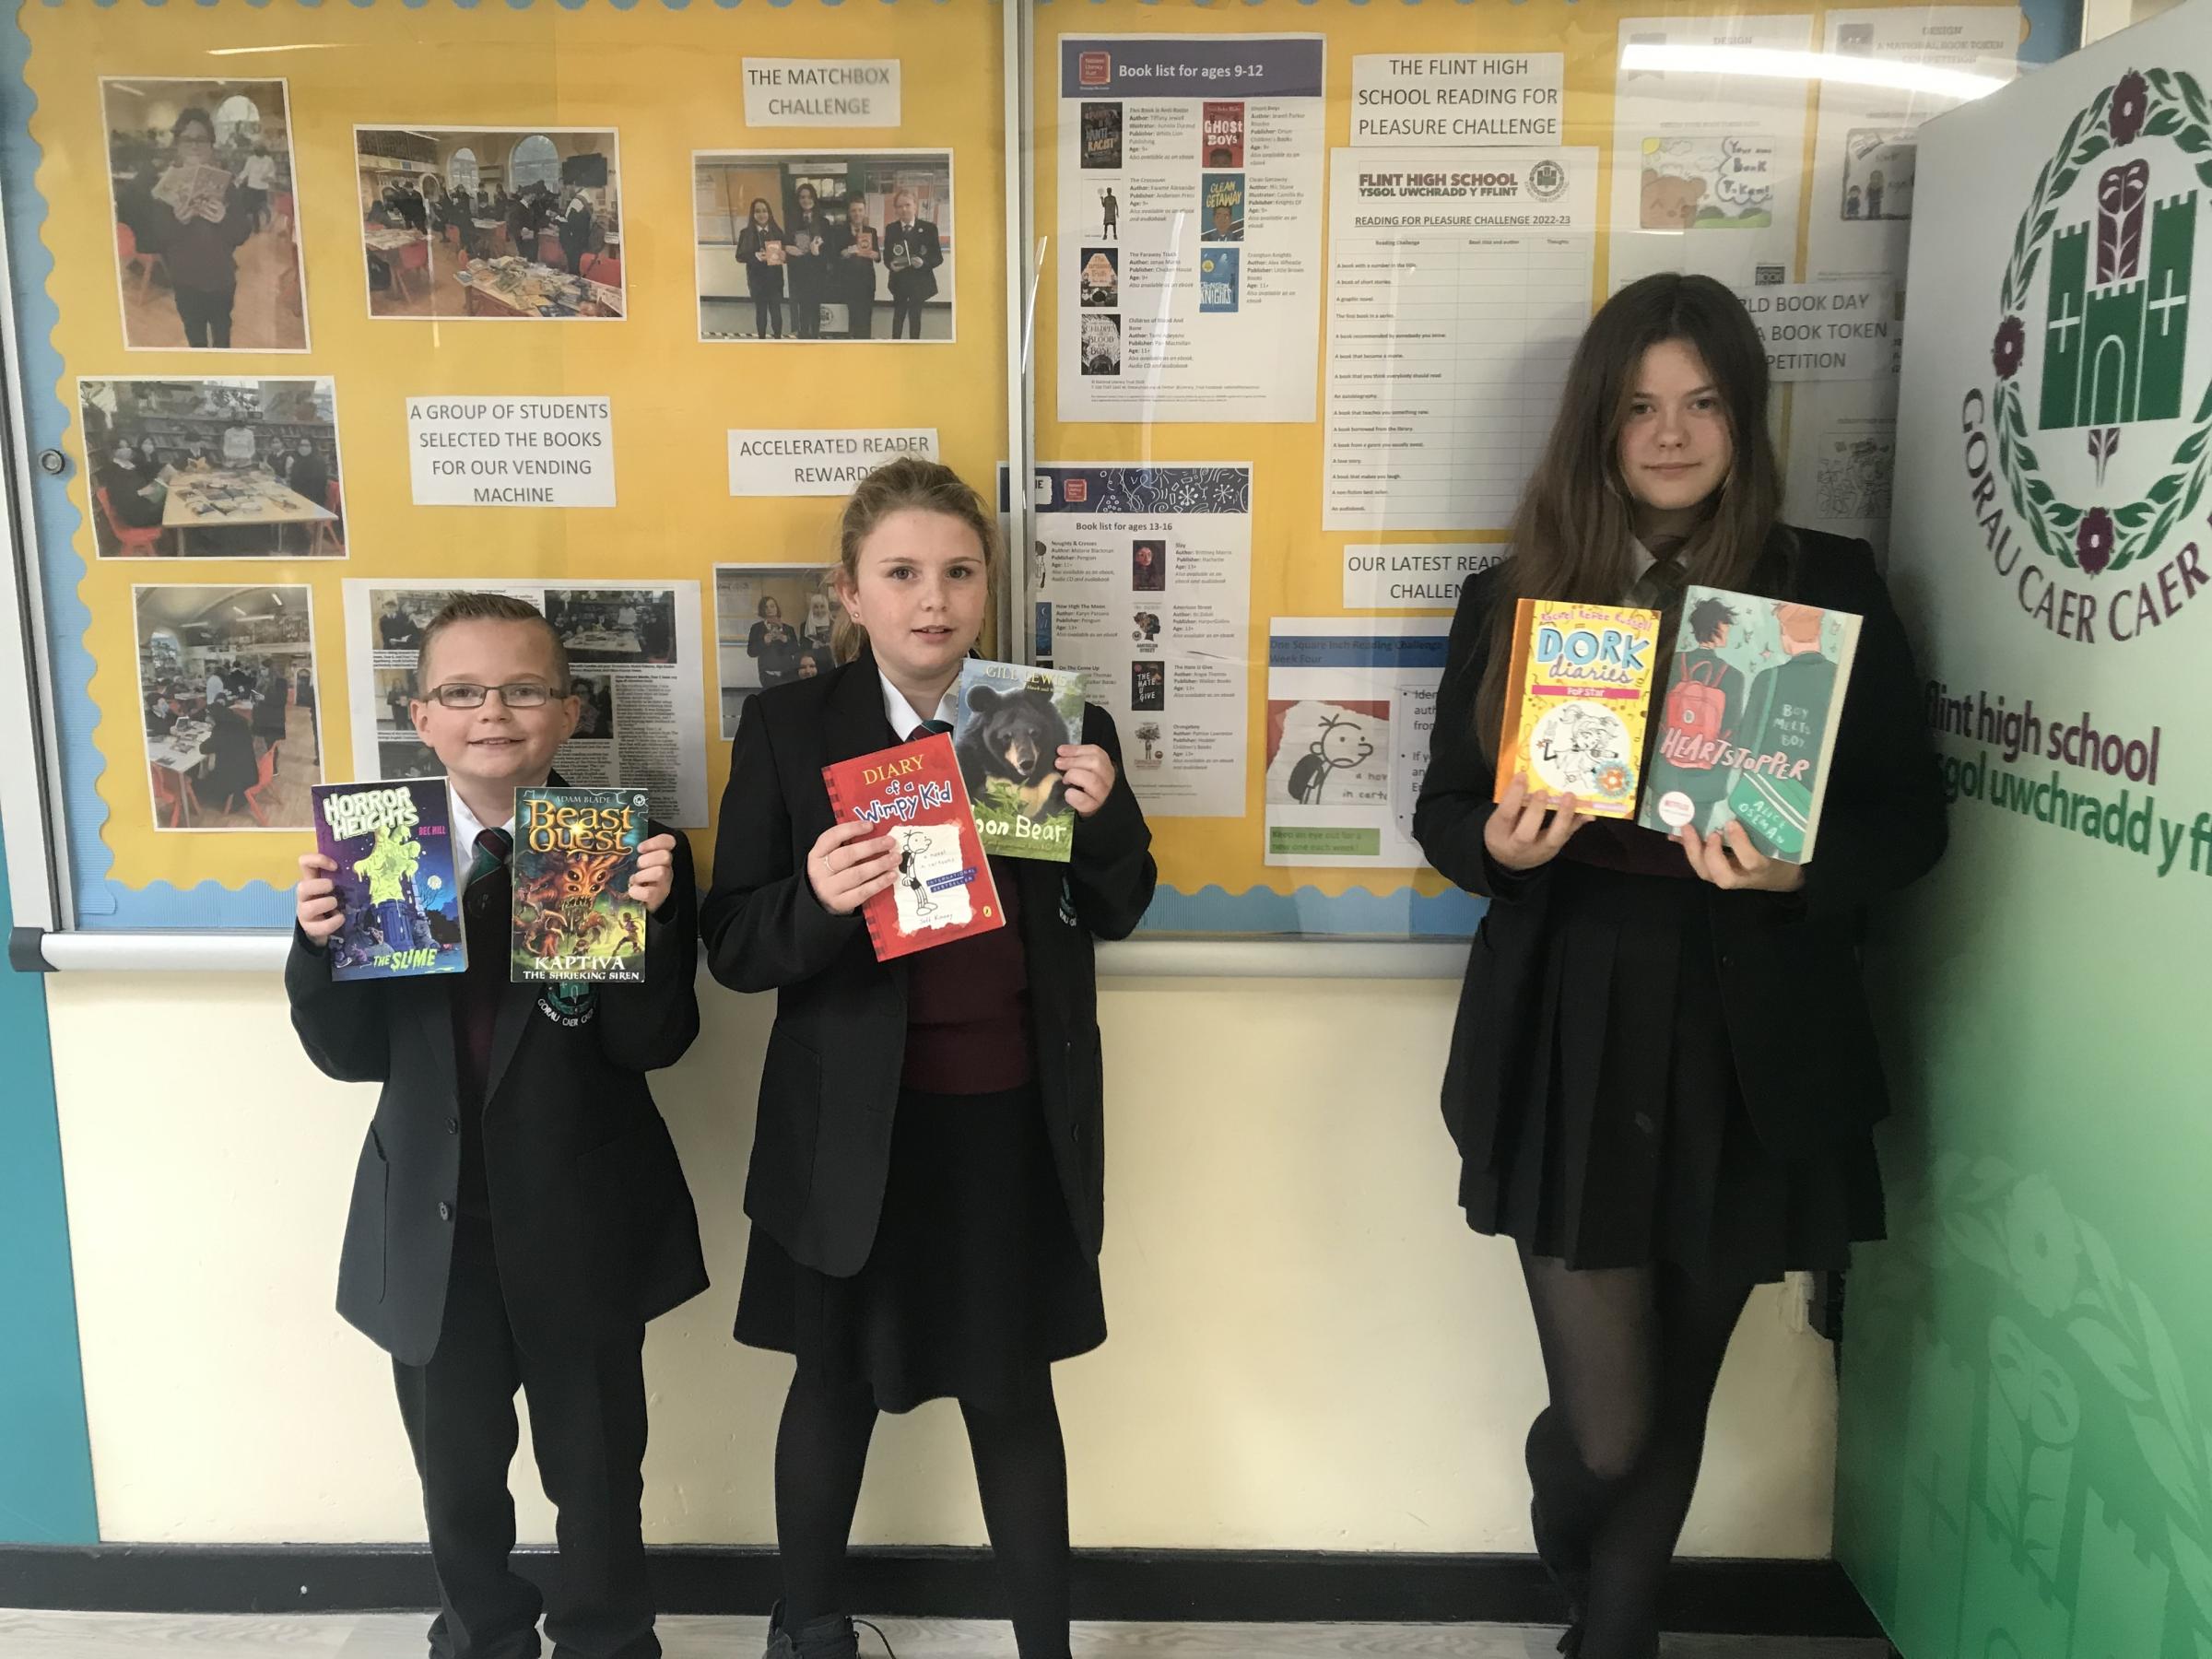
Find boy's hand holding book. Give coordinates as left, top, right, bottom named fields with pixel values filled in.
left=627, top=831, right=679, bottom=916
left=295, top=851, right=346, bottom=944
left=1675, top=820, right=1806, bottom=894
left=1059, top=744, right=1117, bottom=818
left=806, top=818, right=899, bottom=916
left=1484, top=772, right=1592, bottom=873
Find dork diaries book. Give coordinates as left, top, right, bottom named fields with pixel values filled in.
left=953, top=660, right=1086, bottom=863
left=821, top=732, right=1004, bottom=961
left=1492, top=598, right=1662, bottom=820
left=312, top=780, right=466, bottom=982
left=510, top=787, right=650, bottom=983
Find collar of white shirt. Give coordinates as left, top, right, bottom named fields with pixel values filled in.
left=877, top=672, right=958, bottom=742
left=1629, top=537, right=1658, bottom=579
left=448, top=786, right=519, bottom=895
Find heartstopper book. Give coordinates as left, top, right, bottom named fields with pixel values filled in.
left=511, top=786, right=649, bottom=983
left=312, top=780, right=465, bottom=982
left=821, top=733, right=1004, bottom=961
left=1638, top=587, right=1862, bottom=863
left=1492, top=598, right=1662, bottom=819
left=954, top=660, right=1086, bottom=863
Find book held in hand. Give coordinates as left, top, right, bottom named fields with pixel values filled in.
left=511, top=787, right=650, bottom=983
left=821, top=734, right=1004, bottom=961
left=855, top=229, right=877, bottom=258
left=312, top=780, right=466, bottom=982
left=1637, top=587, right=1862, bottom=863
left=1493, top=598, right=1662, bottom=820
left=954, top=660, right=1086, bottom=863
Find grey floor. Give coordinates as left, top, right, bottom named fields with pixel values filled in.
left=0, top=1610, right=1892, bottom=1657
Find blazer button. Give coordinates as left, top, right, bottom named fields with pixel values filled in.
left=437, top=1201, right=453, bottom=1222
left=446, top=1117, right=460, bottom=1135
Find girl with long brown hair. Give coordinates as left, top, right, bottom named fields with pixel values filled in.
left=1415, top=274, right=1947, bottom=1658
left=701, top=457, right=1157, bottom=1659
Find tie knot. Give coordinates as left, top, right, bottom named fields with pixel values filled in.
left=910, top=720, right=954, bottom=742
left=477, top=827, right=512, bottom=862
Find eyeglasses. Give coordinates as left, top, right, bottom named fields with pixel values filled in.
left=425, top=681, right=566, bottom=710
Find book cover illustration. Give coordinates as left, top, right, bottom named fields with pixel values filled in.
left=1638, top=588, right=1863, bottom=864
left=1081, top=101, right=1124, bottom=171
left=820, top=734, right=1004, bottom=961
left=154, top=160, right=232, bottom=224
left=954, top=660, right=1087, bottom=863
left=1202, top=100, right=1246, bottom=168
left=510, top=787, right=650, bottom=983
left=855, top=229, right=877, bottom=258
left=312, top=780, right=465, bottom=982
left=1493, top=599, right=1662, bottom=820
left=1199, top=248, right=1241, bottom=314
left=1201, top=171, right=1245, bottom=241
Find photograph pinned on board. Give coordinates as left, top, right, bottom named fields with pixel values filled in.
left=712, top=563, right=838, bottom=735
left=80, top=376, right=345, bottom=559
left=1079, top=313, right=1122, bottom=377
left=370, top=589, right=436, bottom=652
left=694, top=149, right=953, bottom=342
left=134, top=583, right=322, bottom=831
left=102, top=77, right=310, bottom=352
left=355, top=126, right=624, bottom=320
left=545, top=588, right=677, bottom=665
left=569, top=675, right=618, bottom=741
left=1079, top=246, right=1119, bottom=310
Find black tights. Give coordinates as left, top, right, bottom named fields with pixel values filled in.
left=775, top=1373, right=1072, bottom=1659
left=1518, top=1247, right=1754, bottom=1659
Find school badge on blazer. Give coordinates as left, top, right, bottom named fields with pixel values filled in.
left=537, top=981, right=599, bottom=1027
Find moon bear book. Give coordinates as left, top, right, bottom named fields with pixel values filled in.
left=820, top=733, right=1005, bottom=961
left=1493, top=599, right=1663, bottom=820
left=1637, top=587, right=1862, bottom=864
left=510, top=786, right=650, bottom=983
left=312, top=780, right=466, bottom=982
left=953, top=660, right=1086, bottom=863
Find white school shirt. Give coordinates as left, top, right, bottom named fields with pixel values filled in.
left=877, top=672, right=958, bottom=741
left=448, top=789, right=518, bottom=899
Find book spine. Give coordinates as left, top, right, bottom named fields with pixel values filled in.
left=1494, top=597, right=1535, bottom=800
left=1798, top=617, right=1863, bottom=865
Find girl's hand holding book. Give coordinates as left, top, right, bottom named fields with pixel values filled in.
left=1676, top=820, right=1806, bottom=894
left=1484, top=772, right=1591, bottom=873
left=807, top=818, right=900, bottom=916
left=296, top=851, right=345, bottom=943
left=626, top=832, right=677, bottom=916
left=1058, top=744, right=1116, bottom=818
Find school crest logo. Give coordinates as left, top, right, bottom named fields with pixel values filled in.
left=1966, top=67, right=2212, bottom=644
left=536, top=981, right=598, bottom=1027
left=1528, top=159, right=1569, bottom=203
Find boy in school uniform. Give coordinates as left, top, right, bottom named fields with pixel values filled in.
left=288, top=593, right=707, bottom=1659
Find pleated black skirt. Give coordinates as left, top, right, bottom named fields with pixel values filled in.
left=1460, top=862, right=1884, bottom=1283
left=735, top=1083, right=1107, bottom=1414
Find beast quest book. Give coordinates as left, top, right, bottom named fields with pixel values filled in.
left=312, top=780, right=466, bottom=982
left=510, top=786, right=650, bottom=983
left=1636, top=587, right=1862, bottom=864
left=821, top=733, right=1005, bottom=961
left=953, top=660, right=1086, bottom=863
left=1492, top=599, right=1663, bottom=820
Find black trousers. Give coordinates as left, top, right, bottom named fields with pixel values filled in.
left=393, top=1218, right=657, bottom=1659
left=845, top=295, right=874, bottom=339
left=173, top=286, right=234, bottom=348
left=752, top=298, right=783, bottom=338
left=890, top=295, right=924, bottom=339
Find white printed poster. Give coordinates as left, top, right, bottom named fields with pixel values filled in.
left=341, top=579, right=710, bottom=828
left=1324, top=147, right=1599, bottom=532
left=1032, top=465, right=1251, bottom=817
left=1350, top=53, right=1564, bottom=147
left=1608, top=15, right=1816, bottom=291
left=1057, top=35, right=1326, bottom=424
left=1792, top=7, right=2019, bottom=547
left=1264, top=618, right=1451, bottom=867
left=407, top=396, right=614, bottom=508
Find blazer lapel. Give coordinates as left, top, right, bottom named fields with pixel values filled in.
left=409, top=979, right=461, bottom=1112
left=824, top=642, right=899, bottom=762
left=482, top=979, right=536, bottom=1107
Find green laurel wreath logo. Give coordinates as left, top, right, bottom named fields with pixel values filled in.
left=1990, top=68, right=2212, bottom=579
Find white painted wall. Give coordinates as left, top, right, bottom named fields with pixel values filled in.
left=46, top=972, right=1839, bottom=1553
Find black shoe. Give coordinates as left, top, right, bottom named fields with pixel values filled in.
left=762, top=1600, right=884, bottom=1659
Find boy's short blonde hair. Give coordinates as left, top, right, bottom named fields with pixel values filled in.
left=414, top=593, right=571, bottom=693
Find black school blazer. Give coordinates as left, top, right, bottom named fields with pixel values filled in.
left=700, top=646, right=1158, bottom=1279
left=1413, top=525, right=1947, bottom=1172
left=287, top=818, right=710, bottom=1367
